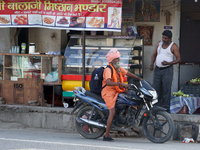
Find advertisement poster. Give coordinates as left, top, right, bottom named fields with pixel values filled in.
left=122, top=7, right=133, bottom=26
left=135, top=1, right=160, bottom=22
left=0, top=0, right=122, bottom=32
left=137, top=25, right=154, bottom=45
left=121, top=7, right=133, bottom=35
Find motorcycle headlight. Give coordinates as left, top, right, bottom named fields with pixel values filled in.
left=148, top=90, right=158, bottom=99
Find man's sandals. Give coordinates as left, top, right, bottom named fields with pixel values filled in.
left=103, top=136, right=114, bottom=142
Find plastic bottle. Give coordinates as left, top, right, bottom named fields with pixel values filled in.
left=94, top=74, right=99, bottom=87
left=21, top=43, right=26, bottom=54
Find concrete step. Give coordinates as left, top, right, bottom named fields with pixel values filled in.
left=0, top=105, right=199, bottom=141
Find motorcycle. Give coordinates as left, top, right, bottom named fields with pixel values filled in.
left=71, top=80, right=175, bottom=143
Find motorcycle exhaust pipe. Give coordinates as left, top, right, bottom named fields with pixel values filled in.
left=76, top=118, right=132, bottom=132
left=76, top=117, right=106, bottom=128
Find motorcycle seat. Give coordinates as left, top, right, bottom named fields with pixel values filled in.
left=85, top=90, right=105, bottom=104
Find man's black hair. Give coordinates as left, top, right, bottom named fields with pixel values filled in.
left=162, top=30, right=172, bottom=39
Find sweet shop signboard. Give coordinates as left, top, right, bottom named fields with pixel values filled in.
left=0, top=0, right=122, bottom=32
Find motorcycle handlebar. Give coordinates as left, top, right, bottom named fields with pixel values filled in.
left=127, top=83, right=141, bottom=93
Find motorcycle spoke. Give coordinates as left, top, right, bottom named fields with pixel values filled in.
left=155, top=115, right=160, bottom=123
left=155, top=114, right=168, bottom=128
left=89, top=127, right=94, bottom=133
left=161, top=121, right=168, bottom=127
left=153, top=128, right=157, bottom=137
left=89, top=107, right=95, bottom=120
left=143, top=111, right=174, bottom=143
left=146, top=118, right=155, bottom=127
left=160, top=129, right=167, bottom=135
left=91, top=112, right=98, bottom=120
left=147, top=115, right=169, bottom=137
left=146, top=122, right=154, bottom=126
left=154, top=115, right=162, bottom=125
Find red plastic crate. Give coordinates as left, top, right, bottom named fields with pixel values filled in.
left=61, top=74, right=91, bottom=81
left=61, top=74, right=127, bottom=82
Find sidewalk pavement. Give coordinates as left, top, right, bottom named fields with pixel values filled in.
left=0, top=105, right=76, bottom=132
left=0, top=104, right=200, bottom=141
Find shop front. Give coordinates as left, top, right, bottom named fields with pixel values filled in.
left=0, top=0, right=199, bottom=115
left=0, top=0, right=125, bottom=107
left=61, top=35, right=144, bottom=99
left=170, top=0, right=200, bottom=115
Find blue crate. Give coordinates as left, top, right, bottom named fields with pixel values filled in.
left=181, top=84, right=200, bottom=97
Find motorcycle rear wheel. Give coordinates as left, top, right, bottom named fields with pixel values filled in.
left=75, top=106, right=106, bottom=139
left=142, top=111, right=174, bottom=143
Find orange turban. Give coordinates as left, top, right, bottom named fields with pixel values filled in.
left=106, top=48, right=120, bottom=62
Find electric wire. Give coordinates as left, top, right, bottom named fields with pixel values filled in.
left=163, top=3, right=180, bottom=11
left=160, top=1, right=181, bottom=7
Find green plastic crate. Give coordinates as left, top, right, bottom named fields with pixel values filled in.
left=62, top=91, right=75, bottom=97
left=181, top=84, right=200, bottom=97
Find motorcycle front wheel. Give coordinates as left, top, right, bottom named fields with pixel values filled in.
left=142, top=111, right=174, bottom=143
left=75, top=106, right=106, bottom=139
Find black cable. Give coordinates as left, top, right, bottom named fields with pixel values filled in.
left=139, top=0, right=181, bottom=12
left=164, top=3, right=180, bottom=11
left=160, top=1, right=181, bottom=7
left=139, top=0, right=180, bottom=7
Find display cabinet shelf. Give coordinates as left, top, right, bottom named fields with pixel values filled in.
left=0, top=53, right=63, bottom=84
left=4, top=67, right=41, bottom=70
left=63, top=35, right=144, bottom=78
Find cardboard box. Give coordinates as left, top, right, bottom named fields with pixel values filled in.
left=0, top=78, right=43, bottom=105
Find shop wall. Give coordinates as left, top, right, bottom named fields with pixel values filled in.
left=104, top=0, right=180, bottom=92
left=0, top=28, right=10, bottom=68
left=29, top=28, right=62, bottom=53
left=61, top=30, right=68, bottom=50
left=131, top=1, right=180, bottom=92
left=138, top=0, right=180, bottom=92
left=0, top=28, right=16, bottom=72
left=0, top=28, right=15, bottom=53
left=0, top=28, right=63, bottom=54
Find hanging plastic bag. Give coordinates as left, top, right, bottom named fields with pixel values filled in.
left=45, top=71, right=58, bottom=82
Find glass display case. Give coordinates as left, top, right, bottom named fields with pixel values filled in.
left=63, top=35, right=144, bottom=78
left=0, top=53, right=63, bottom=84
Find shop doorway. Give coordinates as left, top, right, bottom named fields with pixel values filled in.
left=179, top=0, right=200, bottom=86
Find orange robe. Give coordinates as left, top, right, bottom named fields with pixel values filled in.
left=101, top=67, right=127, bottom=109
